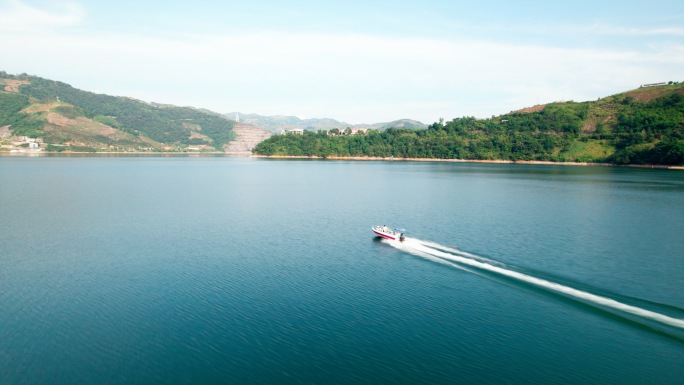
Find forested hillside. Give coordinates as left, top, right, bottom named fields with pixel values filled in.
left=254, top=84, right=684, bottom=166
left=1, top=72, right=235, bottom=152
left=3, top=70, right=683, bottom=164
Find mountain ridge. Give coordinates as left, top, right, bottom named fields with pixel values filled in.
left=226, top=112, right=427, bottom=133
left=2, top=71, right=682, bottom=165
left=0, top=71, right=428, bottom=153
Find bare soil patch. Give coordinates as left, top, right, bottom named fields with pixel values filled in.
left=622, top=86, right=684, bottom=103
left=511, top=104, right=546, bottom=114
left=23, top=102, right=61, bottom=113
left=3, top=79, right=29, bottom=93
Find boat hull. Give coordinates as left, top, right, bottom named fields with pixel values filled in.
left=372, top=226, right=405, bottom=241
left=373, top=229, right=397, bottom=240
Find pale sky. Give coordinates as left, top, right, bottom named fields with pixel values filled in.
left=1, top=0, right=683, bottom=124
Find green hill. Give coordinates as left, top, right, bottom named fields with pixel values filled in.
left=0, top=72, right=235, bottom=152
left=254, top=83, right=684, bottom=166
left=3, top=70, right=682, bottom=164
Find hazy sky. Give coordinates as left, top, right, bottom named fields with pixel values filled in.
left=1, top=0, right=683, bottom=124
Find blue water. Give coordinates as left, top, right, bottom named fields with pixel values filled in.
left=1, top=156, right=683, bottom=384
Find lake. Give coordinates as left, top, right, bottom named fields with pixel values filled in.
left=1, top=156, right=683, bottom=384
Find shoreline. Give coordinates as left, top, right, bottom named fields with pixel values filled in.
left=2, top=151, right=682, bottom=169
left=251, top=154, right=684, bottom=170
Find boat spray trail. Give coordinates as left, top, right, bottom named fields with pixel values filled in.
left=387, top=237, right=684, bottom=332
left=389, top=240, right=484, bottom=277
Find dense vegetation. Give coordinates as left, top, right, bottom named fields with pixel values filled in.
left=1, top=72, right=235, bottom=148
left=609, top=93, right=684, bottom=164
left=254, top=87, right=684, bottom=165
left=0, top=92, right=45, bottom=138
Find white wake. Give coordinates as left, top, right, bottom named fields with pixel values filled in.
left=387, top=237, right=684, bottom=330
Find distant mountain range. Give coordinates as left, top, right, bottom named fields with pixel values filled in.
left=0, top=71, right=428, bottom=153
left=5, top=71, right=681, bottom=165
left=226, top=112, right=427, bottom=133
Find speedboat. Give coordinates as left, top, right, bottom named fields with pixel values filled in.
left=372, top=225, right=405, bottom=242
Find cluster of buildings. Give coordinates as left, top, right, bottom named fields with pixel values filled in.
left=0, top=136, right=43, bottom=153
left=283, top=128, right=367, bottom=136
left=640, top=82, right=668, bottom=88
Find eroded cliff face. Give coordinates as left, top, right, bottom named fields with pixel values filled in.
left=223, top=123, right=272, bottom=154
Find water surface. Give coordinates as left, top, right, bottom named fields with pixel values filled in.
left=1, top=157, right=682, bottom=384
